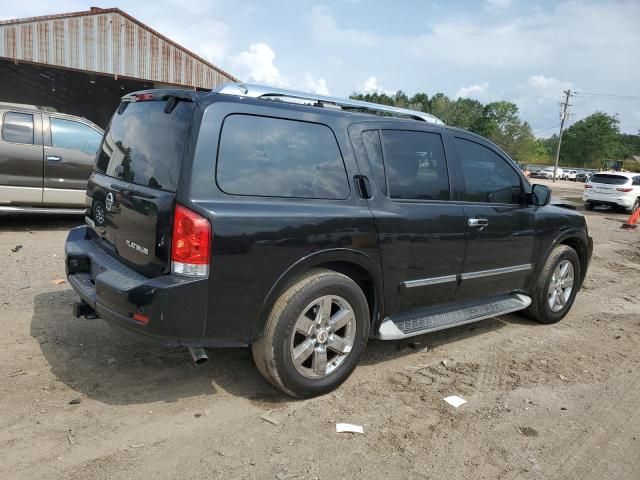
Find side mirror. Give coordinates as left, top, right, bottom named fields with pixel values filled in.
left=530, top=184, right=551, bottom=206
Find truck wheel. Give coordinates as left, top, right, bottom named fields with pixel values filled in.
left=584, top=202, right=593, bottom=211
left=525, top=245, right=581, bottom=324
left=252, top=269, right=370, bottom=398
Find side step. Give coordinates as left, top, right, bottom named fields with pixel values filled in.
left=377, top=293, right=531, bottom=340
left=0, top=205, right=84, bottom=215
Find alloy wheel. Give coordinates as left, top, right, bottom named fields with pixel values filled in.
left=547, top=260, right=575, bottom=312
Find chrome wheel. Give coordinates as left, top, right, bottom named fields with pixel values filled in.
left=94, top=203, right=105, bottom=225
left=547, top=260, right=575, bottom=312
left=290, top=295, right=356, bottom=379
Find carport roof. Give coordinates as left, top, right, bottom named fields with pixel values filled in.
left=0, top=7, right=237, bottom=88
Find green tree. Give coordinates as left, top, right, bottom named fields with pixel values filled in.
left=560, top=112, right=622, bottom=167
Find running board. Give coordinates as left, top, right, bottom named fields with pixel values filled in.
left=0, top=205, right=84, bottom=215
left=377, top=293, right=531, bottom=340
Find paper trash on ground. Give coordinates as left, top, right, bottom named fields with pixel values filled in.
left=336, top=423, right=364, bottom=434
left=443, top=395, right=468, bottom=408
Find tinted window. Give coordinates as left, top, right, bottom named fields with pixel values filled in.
left=217, top=115, right=349, bottom=199
left=51, top=118, right=102, bottom=155
left=455, top=137, right=522, bottom=204
left=380, top=130, right=449, bottom=200
left=96, top=100, right=194, bottom=192
left=633, top=176, right=640, bottom=186
left=591, top=174, right=630, bottom=186
left=361, top=130, right=387, bottom=195
left=2, top=112, right=34, bottom=144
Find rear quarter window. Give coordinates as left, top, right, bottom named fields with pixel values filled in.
left=216, top=114, right=349, bottom=199
left=2, top=112, right=34, bottom=144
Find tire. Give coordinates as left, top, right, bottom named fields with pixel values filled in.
left=525, top=245, right=581, bottom=324
left=93, top=201, right=106, bottom=225
left=584, top=202, right=594, bottom=211
left=252, top=269, right=370, bottom=398
left=625, top=197, right=640, bottom=214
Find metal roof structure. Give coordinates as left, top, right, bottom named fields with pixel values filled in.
left=0, top=7, right=237, bottom=89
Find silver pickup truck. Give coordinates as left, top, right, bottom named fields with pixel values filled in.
left=0, top=103, right=103, bottom=212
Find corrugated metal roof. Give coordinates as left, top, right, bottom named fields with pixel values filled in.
left=0, top=7, right=237, bottom=89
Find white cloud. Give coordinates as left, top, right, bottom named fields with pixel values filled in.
left=456, top=82, right=489, bottom=99
left=303, top=73, right=330, bottom=95
left=485, top=0, right=512, bottom=9
left=230, top=43, right=288, bottom=86
left=308, top=5, right=380, bottom=47
left=357, top=76, right=395, bottom=95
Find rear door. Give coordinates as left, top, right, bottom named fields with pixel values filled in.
left=0, top=109, right=44, bottom=205
left=86, top=95, right=196, bottom=277
left=43, top=115, right=102, bottom=205
left=350, top=123, right=467, bottom=318
left=449, top=132, right=535, bottom=301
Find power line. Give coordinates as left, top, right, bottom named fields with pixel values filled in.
left=534, top=124, right=561, bottom=135
left=574, top=91, right=640, bottom=102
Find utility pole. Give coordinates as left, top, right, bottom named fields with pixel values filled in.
left=553, top=89, right=572, bottom=183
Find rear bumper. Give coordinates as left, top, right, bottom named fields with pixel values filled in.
left=65, top=226, right=208, bottom=346
left=583, top=191, right=635, bottom=208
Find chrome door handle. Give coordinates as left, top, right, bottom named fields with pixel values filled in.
left=46, top=155, right=62, bottom=163
left=468, top=217, right=489, bottom=228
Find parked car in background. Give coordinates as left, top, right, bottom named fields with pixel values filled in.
left=565, top=170, right=578, bottom=181
left=66, top=83, right=593, bottom=398
left=576, top=172, right=592, bottom=183
left=539, top=167, right=563, bottom=180
left=583, top=172, right=640, bottom=213
left=0, top=103, right=103, bottom=212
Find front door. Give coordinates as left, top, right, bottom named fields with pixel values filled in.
left=350, top=124, right=467, bottom=319
left=43, top=116, right=102, bottom=206
left=449, top=133, right=536, bottom=301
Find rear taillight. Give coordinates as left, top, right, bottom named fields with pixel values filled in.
left=171, top=204, right=211, bottom=277
left=616, top=187, right=633, bottom=192
left=584, top=184, right=592, bottom=189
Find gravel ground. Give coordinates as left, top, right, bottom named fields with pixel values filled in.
left=1, top=179, right=639, bottom=480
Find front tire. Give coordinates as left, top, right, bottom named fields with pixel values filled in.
left=252, top=269, right=370, bottom=398
left=525, top=245, right=581, bottom=324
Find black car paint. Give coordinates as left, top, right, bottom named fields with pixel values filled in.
left=67, top=92, right=592, bottom=347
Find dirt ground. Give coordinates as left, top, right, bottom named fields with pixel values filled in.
left=1, top=179, right=639, bottom=480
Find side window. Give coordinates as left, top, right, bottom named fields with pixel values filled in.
left=361, top=130, right=387, bottom=195
left=2, top=112, right=34, bottom=144
left=633, top=176, right=640, bottom=186
left=217, top=114, right=349, bottom=199
left=380, top=130, right=449, bottom=200
left=50, top=118, right=102, bottom=156
left=455, top=137, right=523, bottom=204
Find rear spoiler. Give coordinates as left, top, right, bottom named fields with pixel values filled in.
left=118, top=89, right=206, bottom=114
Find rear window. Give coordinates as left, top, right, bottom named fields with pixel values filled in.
left=95, top=100, right=193, bottom=192
left=591, top=174, right=630, bottom=185
left=216, top=114, right=349, bottom=199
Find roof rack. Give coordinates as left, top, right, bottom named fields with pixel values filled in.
left=215, top=83, right=445, bottom=125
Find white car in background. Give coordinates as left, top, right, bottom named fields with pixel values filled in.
left=540, top=167, right=563, bottom=180
left=583, top=172, right=640, bottom=213
left=565, top=170, right=577, bottom=181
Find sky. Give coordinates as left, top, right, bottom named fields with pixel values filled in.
left=1, top=0, right=639, bottom=136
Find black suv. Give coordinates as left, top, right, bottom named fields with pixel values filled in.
left=65, top=83, right=592, bottom=398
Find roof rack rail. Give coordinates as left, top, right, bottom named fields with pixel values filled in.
left=215, top=83, right=445, bottom=125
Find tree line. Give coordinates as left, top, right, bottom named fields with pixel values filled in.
left=350, top=90, right=640, bottom=170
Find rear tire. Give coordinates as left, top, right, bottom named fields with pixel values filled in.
left=625, top=197, right=640, bottom=214
left=252, top=269, right=370, bottom=398
left=525, top=245, right=581, bottom=324
left=584, top=201, right=594, bottom=211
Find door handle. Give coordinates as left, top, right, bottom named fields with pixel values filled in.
left=468, top=217, right=489, bottom=228
left=46, top=155, right=62, bottom=163
left=354, top=175, right=372, bottom=199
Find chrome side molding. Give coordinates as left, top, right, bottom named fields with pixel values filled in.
left=401, top=275, right=457, bottom=288
left=460, top=264, right=533, bottom=281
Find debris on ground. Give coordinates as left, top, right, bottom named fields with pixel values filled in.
left=9, top=370, right=26, bottom=377
left=51, top=278, right=66, bottom=286
left=444, top=395, right=468, bottom=408
left=11, top=245, right=22, bottom=253
left=68, top=398, right=81, bottom=405
left=336, top=423, right=364, bottom=434
left=129, top=444, right=145, bottom=449
left=260, top=410, right=286, bottom=426
left=558, top=374, right=570, bottom=382
left=516, top=426, right=539, bottom=437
